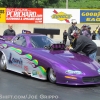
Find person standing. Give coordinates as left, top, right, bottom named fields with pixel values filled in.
left=68, top=19, right=79, bottom=48
left=98, top=28, right=100, bottom=40
left=80, top=24, right=87, bottom=35
left=81, top=26, right=92, bottom=39
left=63, top=30, right=68, bottom=44
left=95, top=26, right=99, bottom=40
left=92, top=31, right=96, bottom=40
left=3, top=24, right=16, bottom=36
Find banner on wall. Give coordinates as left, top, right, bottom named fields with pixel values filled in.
left=6, top=8, right=43, bottom=23
left=80, top=9, right=100, bottom=23
left=0, top=8, right=6, bottom=23
left=43, top=9, right=80, bottom=23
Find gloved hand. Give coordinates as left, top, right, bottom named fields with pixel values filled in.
left=66, top=46, right=73, bottom=50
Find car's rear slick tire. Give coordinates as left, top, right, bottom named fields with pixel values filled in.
left=48, top=68, right=56, bottom=83
left=0, top=54, right=7, bottom=71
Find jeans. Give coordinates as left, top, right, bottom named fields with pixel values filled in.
left=96, top=34, right=100, bottom=40
left=88, top=51, right=97, bottom=60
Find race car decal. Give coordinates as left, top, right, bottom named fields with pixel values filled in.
left=0, top=43, right=8, bottom=49
left=25, top=54, right=32, bottom=60
left=32, top=59, right=38, bottom=65
left=9, top=47, right=22, bottom=54
left=38, top=66, right=46, bottom=76
left=32, top=66, right=46, bottom=78
left=24, top=66, right=29, bottom=71
left=2, top=44, right=8, bottom=48
left=0, top=44, right=47, bottom=79
left=8, top=52, right=23, bottom=68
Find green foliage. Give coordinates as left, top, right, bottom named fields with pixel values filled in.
left=68, top=0, right=100, bottom=9
left=0, top=0, right=66, bottom=8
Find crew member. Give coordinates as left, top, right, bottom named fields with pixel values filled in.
left=3, top=24, right=16, bottom=36
left=68, top=19, right=79, bottom=48
left=68, top=31, right=97, bottom=60
left=63, top=30, right=68, bottom=44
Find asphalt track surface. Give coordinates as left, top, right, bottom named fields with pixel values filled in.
left=0, top=70, right=100, bottom=100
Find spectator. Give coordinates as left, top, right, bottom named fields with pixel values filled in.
left=68, top=19, right=79, bottom=47
left=3, top=24, right=16, bottom=36
left=95, top=26, right=99, bottom=40
left=92, top=31, right=96, bottom=40
left=80, top=24, right=87, bottom=35
left=63, top=30, right=68, bottom=44
left=81, top=26, right=91, bottom=39
left=98, top=28, right=100, bottom=39
left=68, top=31, right=97, bottom=60
left=87, top=26, right=92, bottom=36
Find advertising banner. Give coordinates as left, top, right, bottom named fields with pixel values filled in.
left=80, top=9, right=100, bottom=23
left=0, top=8, right=6, bottom=23
left=43, top=9, right=80, bottom=23
left=6, top=8, right=43, bottom=23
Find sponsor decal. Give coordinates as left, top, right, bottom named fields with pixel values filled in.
left=24, top=66, right=28, bottom=71
left=80, top=10, right=100, bottom=23
left=32, top=70, right=37, bottom=75
left=51, top=10, right=72, bottom=23
left=0, top=8, right=6, bottom=23
left=6, top=8, right=43, bottom=23
left=8, top=53, right=23, bottom=68
left=43, top=9, right=80, bottom=23
left=39, top=74, right=43, bottom=78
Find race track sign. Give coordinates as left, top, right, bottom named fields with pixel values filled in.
left=80, top=9, right=100, bottom=23
left=0, top=8, right=6, bottom=23
left=6, top=8, right=43, bottom=23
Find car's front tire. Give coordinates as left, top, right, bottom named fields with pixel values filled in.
left=48, top=68, right=56, bottom=83
left=0, top=54, right=7, bottom=71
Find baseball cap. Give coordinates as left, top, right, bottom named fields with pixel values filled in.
left=87, top=26, right=91, bottom=29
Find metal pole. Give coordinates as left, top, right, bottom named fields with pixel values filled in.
left=66, top=0, right=68, bottom=9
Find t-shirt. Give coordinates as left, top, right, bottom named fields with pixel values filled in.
left=63, top=32, right=68, bottom=38
left=3, top=29, right=16, bottom=36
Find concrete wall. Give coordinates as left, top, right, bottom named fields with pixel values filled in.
left=0, top=23, right=99, bottom=41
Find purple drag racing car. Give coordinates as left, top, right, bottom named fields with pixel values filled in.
left=0, top=32, right=100, bottom=86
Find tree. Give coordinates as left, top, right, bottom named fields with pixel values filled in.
left=0, top=0, right=33, bottom=7
left=0, top=0, right=66, bottom=8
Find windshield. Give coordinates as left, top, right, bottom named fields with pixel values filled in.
left=30, top=35, right=55, bottom=48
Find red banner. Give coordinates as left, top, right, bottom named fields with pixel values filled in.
left=6, top=8, right=43, bottom=23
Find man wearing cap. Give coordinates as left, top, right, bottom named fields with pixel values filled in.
left=80, top=24, right=87, bottom=35
left=81, top=25, right=91, bottom=39
left=68, top=19, right=79, bottom=47
left=87, top=26, right=92, bottom=37
left=68, top=31, right=97, bottom=60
